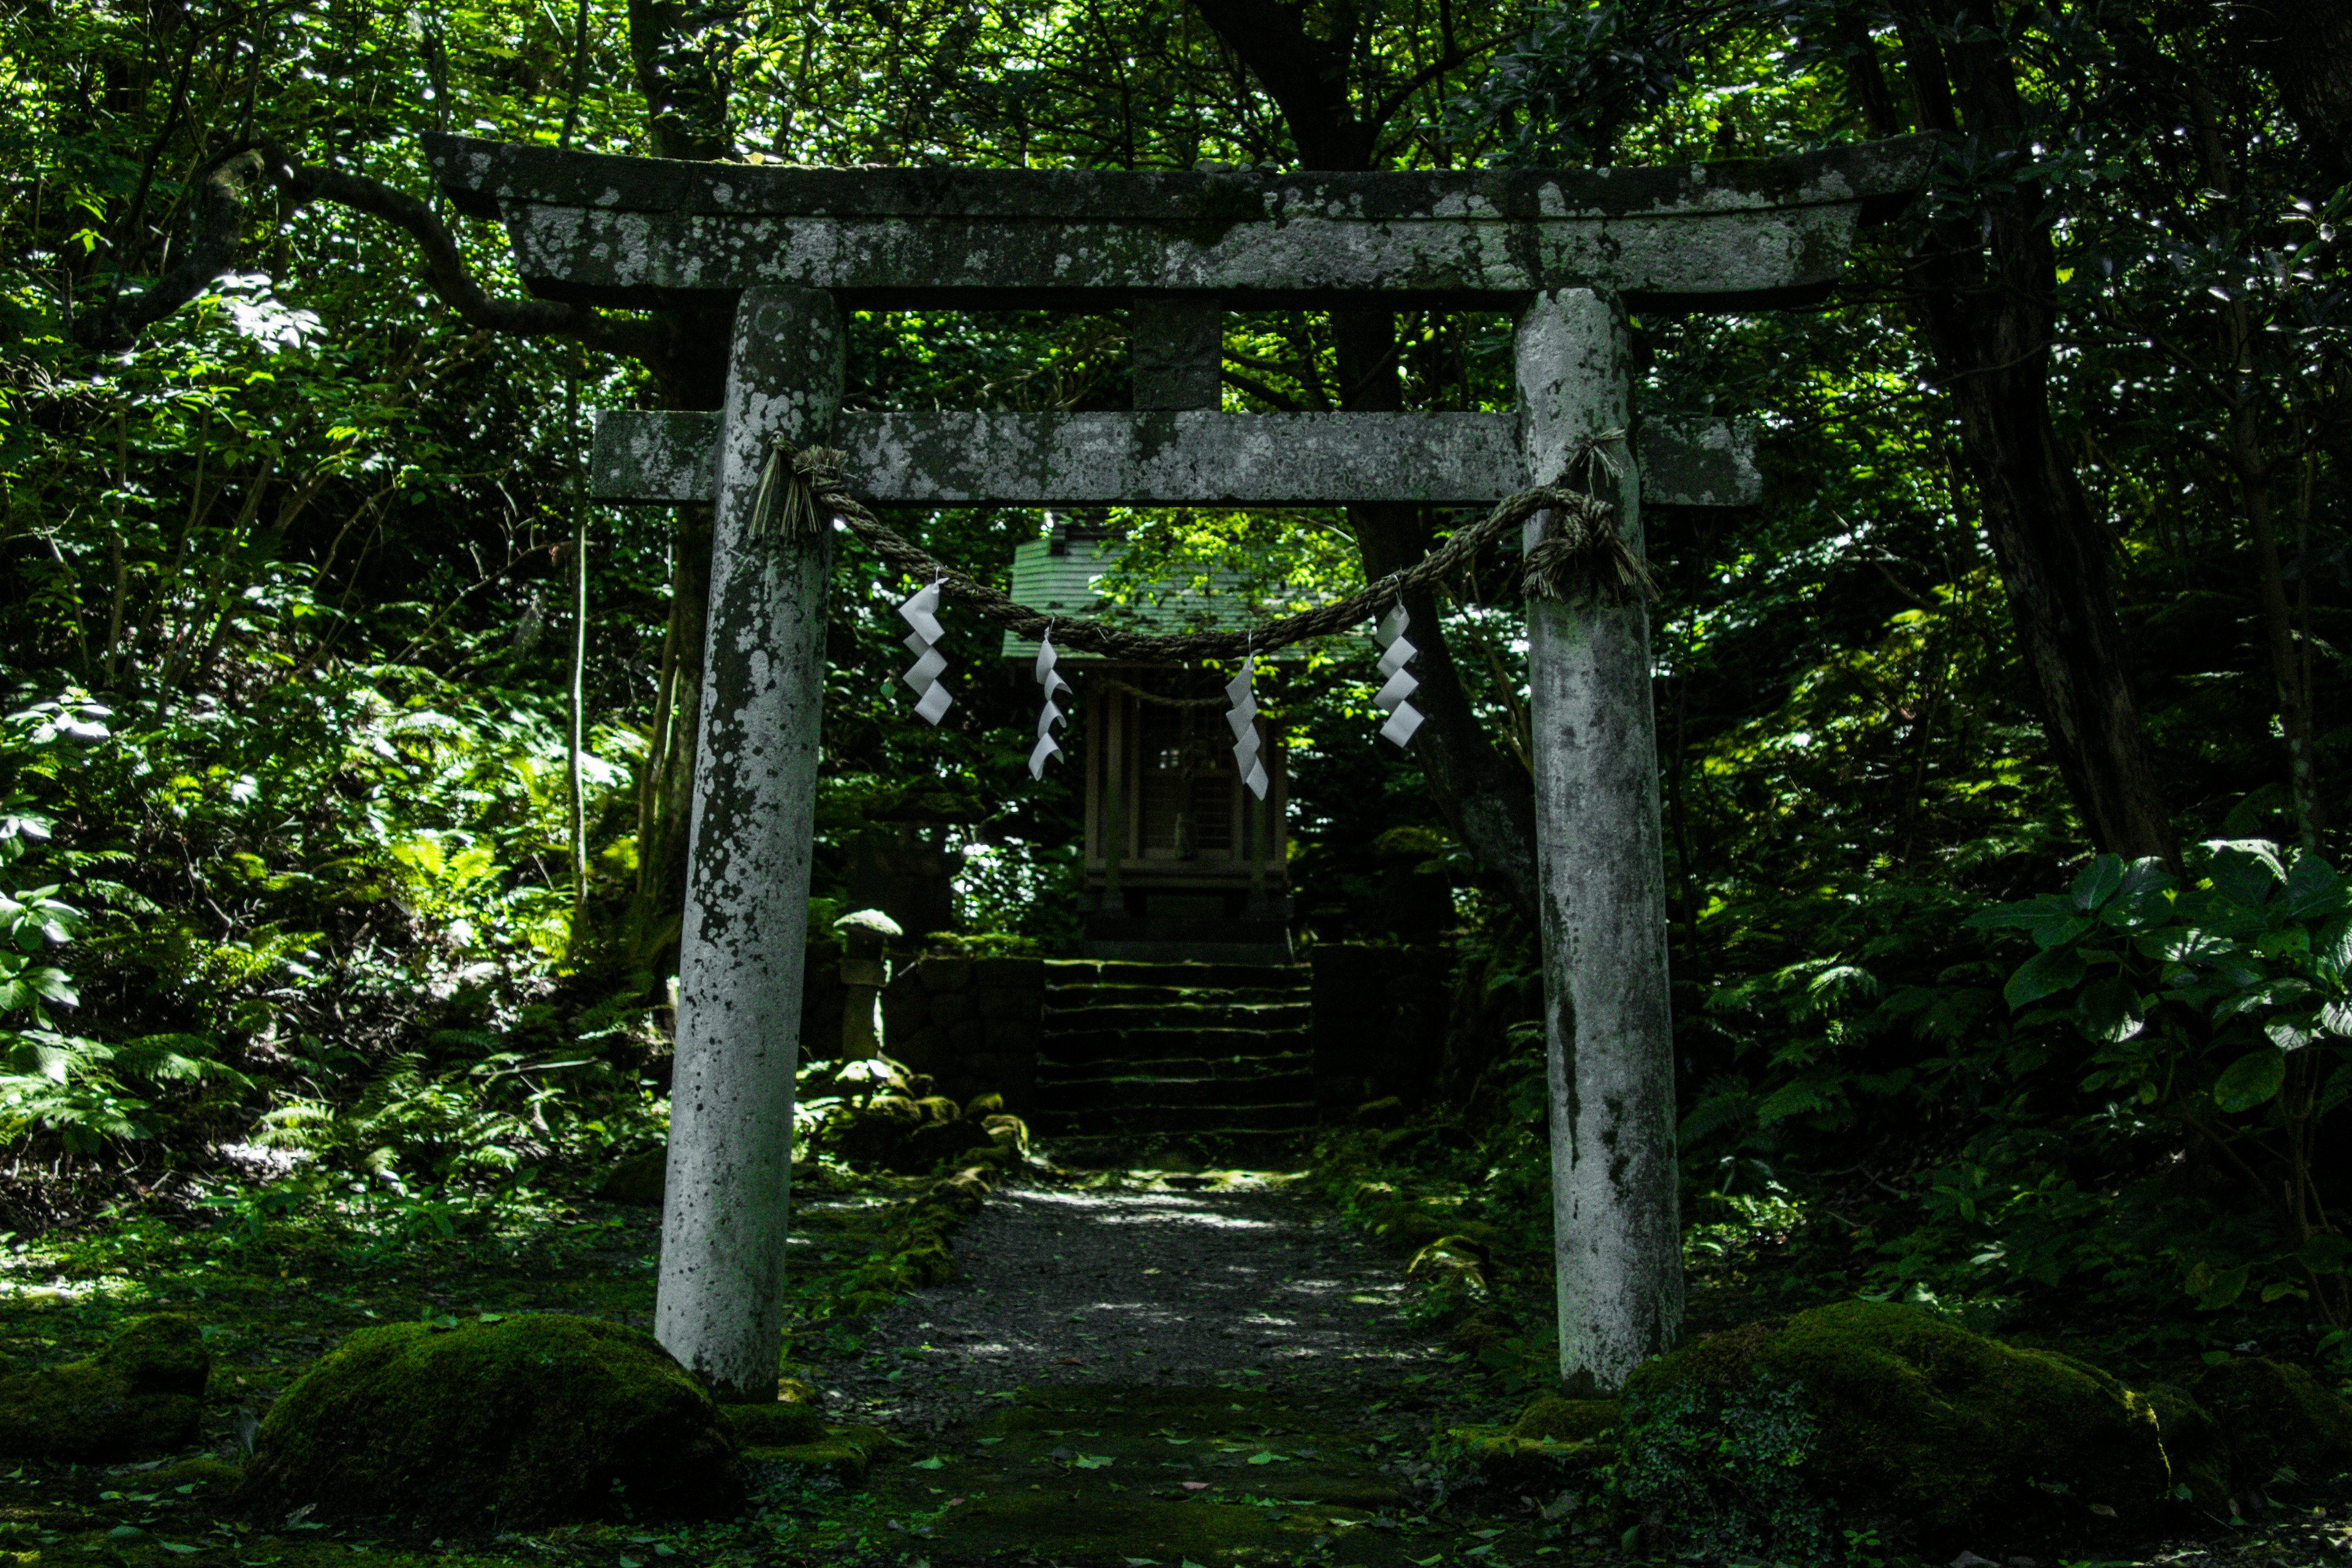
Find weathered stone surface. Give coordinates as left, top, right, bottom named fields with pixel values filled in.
left=928, top=992, right=976, bottom=1028
left=971, top=956, right=1045, bottom=990
left=1131, top=295, right=1222, bottom=409
left=424, top=134, right=1932, bottom=309
left=656, top=287, right=842, bottom=1398
left=948, top=1020, right=986, bottom=1050
left=919, top=957, right=973, bottom=993
left=1520, top=289, right=1681, bottom=1393
left=976, top=986, right=1042, bottom=1022
left=592, top=409, right=1760, bottom=509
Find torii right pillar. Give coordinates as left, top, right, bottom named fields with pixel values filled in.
left=1518, top=288, right=1679, bottom=1394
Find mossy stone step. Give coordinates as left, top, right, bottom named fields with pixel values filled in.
left=1030, top=1100, right=1317, bottom=1136
left=1039, top=1050, right=1314, bottom=1084
left=1042, top=983, right=1306, bottom=1007
left=1033, top=1072, right=1315, bottom=1111
left=1044, top=960, right=1310, bottom=990
left=1038, top=1026, right=1312, bottom=1062
left=741, top=1424, right=891, bottom=1485
left=1044, top=1001, right=1311, bottom=1030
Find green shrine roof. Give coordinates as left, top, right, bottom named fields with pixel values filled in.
left=1000, top=535, right=1316, bottom=662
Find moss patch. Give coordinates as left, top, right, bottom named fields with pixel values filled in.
left=1621, top=1300, right=2172, bottom=1555
left=744, top=1424, right=890, bottom=1485
left=238, top=1313, right=742, bottom=1528
left=1509, top=1395, right=1617, bottom=1442
left=840, top=1382, right=1503, bottom=1566
left=2184, top=1355, right=2352, bottom=1499
left=720, top=1400, right=827, bottom=1447
left=0, top=1313, right=207, bottom=1463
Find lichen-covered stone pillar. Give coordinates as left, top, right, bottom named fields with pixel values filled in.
left=1515, top=288, right=1683, bottom=1393
left=655, top=286, right=843, bottom=1398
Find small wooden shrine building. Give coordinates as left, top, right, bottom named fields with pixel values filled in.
left=1004, top=519, right=1292, bottom=962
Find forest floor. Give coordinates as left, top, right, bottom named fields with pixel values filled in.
left=2, top=1159, right=2349, bottom=1568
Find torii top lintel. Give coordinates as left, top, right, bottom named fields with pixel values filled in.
left=423, top=133, right=1932, bottom=314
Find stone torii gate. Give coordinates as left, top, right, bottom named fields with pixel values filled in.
left=425, top=132, right=1926, bottom=1400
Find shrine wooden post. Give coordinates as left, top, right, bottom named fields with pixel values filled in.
left=431, top=133, right=1926, bottom=1395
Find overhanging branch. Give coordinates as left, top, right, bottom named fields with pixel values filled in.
left=74, top=139, right=668, bottom=372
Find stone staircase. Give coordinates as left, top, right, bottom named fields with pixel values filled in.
left=1030, top=960, right=1317, bottom=1164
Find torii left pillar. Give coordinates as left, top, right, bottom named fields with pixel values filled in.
left=656, top=285, right=843, bottom=1398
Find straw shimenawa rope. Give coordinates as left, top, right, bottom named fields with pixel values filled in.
left=748, top=440, right=1655, bottom=662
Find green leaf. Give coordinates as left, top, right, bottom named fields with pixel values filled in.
left=2101, top=858, right=2177, bottom=928
left=2213, top=1047, right=2287, bottom=1114
left=2005, top=945, right=2088, bottom=1009
left=2285, top=853, right=2349, bottom=917
left=2075, top=976, right=2144, bottom=1042
left=2192, top=1264, right=2248, bottom=1310
left=2071, top=855, right=2125, bottom=911
left=1074, top=1453, right=1115, bottom=1469
left=2266, top=1014, right=2317, bottom=1053
left=2318, top=919, right=2352, bottom=982
left=2146, top=927, right=2237, bottom=963
left=2205, top=840, right=2286, bottom=906
left=2299, top=1234, right=2349, bottom=1275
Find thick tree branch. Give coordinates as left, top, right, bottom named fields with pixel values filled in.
left=74, top=139, right=672, bottom=379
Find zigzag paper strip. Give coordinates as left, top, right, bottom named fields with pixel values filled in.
left=1373, top=602, right=1425, bottom=748
left=1028, top=631, right=1072, bottom=779
left=897, top=581, right=954, bottom=726
left=1226, top=656, right=1269, bottom=801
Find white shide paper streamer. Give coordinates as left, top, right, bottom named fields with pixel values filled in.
left=1028, top=630, right=1072, bottom=778
left=1374, top=603, right=1425, bottom=748
left=1226, top=655, right=1270, bottom=801
left=897, top=580, right=953, bottom=726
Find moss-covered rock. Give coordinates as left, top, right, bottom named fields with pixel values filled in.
left=595, top=1149, right=666, bottom=1207
left=1620, top=1301, right=2171, bottom=1556
left=1510, top=1396, right=1617, bottom=1443
left=0, top=1314, right=208, bottom=1463
left=720, top=1400, right=828, bottom=1447
left=239, top=1314, right=742, bottom=1528
left=2184, top=1355, right=2352, bottom=1496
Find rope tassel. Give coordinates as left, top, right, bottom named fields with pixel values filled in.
left=897, top=580, right=953, bottom=725
left=1373, top=603, right=1425, bottom=748
left=1226, top=656, right=1269, bottom=801
left=1029, top=630, right=1071, bottom=779
left=1521, top=491, right=1657, bottom=606
left=747, top=443, right=846, bottom=543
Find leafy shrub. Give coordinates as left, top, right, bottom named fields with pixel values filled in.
left=1966, top=842, right=2351, bottom=1321
left=1616, top=1376, right=1828, bottom=1562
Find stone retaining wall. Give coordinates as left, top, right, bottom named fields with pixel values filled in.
left=881, top=956, right=1047, bottom=1112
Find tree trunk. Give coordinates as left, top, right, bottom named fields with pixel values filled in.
left=1190, top=0, right=1545, bottom=919
left=1845, top=1, right=2179, bottom=865
left=2231, top=0, right=2352, bottom=187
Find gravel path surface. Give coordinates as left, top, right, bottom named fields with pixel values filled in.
left=816, top=1172, right=1461, bottom=1433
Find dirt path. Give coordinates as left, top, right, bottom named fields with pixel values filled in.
left=819, top=1172, right=1476, bottom=1433
left=791, top=1171, right=1531, bottom=1565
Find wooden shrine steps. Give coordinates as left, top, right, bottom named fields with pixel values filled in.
left=1030, top=960, right=1317, bottom=1164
